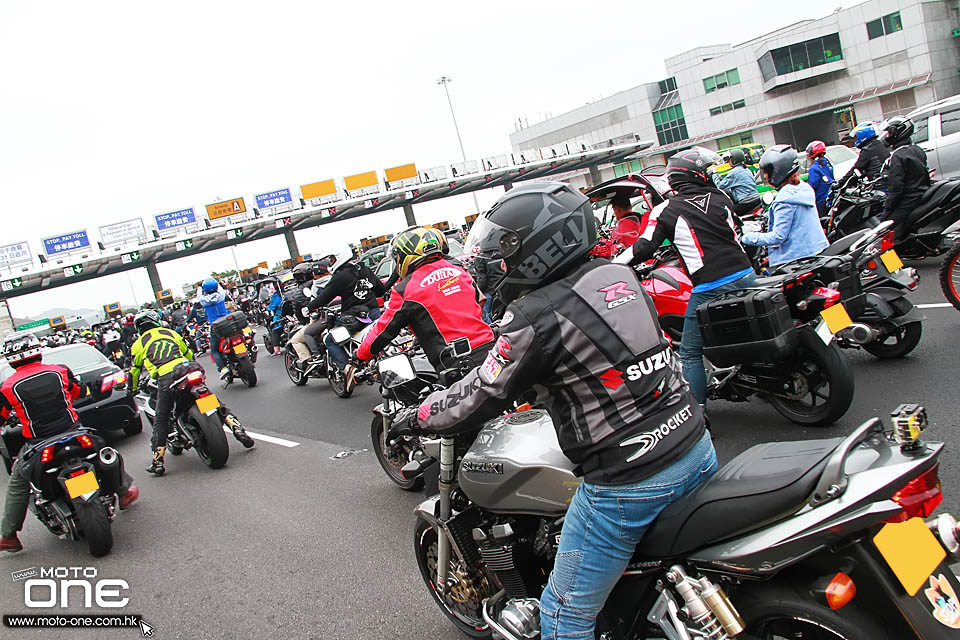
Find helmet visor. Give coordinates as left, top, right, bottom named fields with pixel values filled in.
left=464, top=215, right=518, bottom=263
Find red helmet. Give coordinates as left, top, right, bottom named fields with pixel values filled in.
left=805, top=140, right=827, bottom=159
left=124, top=313, right=135, bottom=325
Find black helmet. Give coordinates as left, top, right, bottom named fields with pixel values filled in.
left=465, top=181, right=596, bottom=303
left=2, top=331, right=42, bottom=367
left=292, top=262, right=313, bottom=284
left=726, top=148, right=746, bottom=167
left=666, top=147, right=723, bottom=191
left=883, top=116, right=914, bottom=148
left=758, top=144, right=800, bottom=189
left=134, top=309, right=161, bottom=334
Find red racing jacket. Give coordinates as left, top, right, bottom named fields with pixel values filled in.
left=0, top=361, right=83, bottom=439
left=357, top=258, right=494, bottom=370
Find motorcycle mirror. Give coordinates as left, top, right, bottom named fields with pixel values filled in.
left=378, top=354, right=417, bottom=389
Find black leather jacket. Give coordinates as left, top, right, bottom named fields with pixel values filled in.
left=841, top=138, right=890, bottom=184
left=881, top=143, right=931, bottom=214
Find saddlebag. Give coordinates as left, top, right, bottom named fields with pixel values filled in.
left=697, top=288, right=798, bottom=367
left=772, top=254, right=866, bottom=317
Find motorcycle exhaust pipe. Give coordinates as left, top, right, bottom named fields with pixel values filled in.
left=841, top=323, right=878, bottom=345
left=99, top=446, right=118, bottom=466
left=928, top=513, right=960, bottom=558
left=96, top=447, right=123, bottom=495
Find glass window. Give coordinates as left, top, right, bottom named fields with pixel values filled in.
left=823, top=33, right=842, bottom=61
left=721, top=103, right=733, bottom=113
left=759, top=52, right=776, bottom=82
left=733, top=99, right=746, bottom=109
left=789, top=42, right=809, bottom=71
left=772, top=47, right=793, bottom=75
left=806, top=39, right=826, bottom=67
left=716, top=74, right=728, bottom=89
left=866, top=18, right=884, bottom=39
left=704, top=76, right=716, bottom=93
left=941, top=107, right=960, bottom=137
left=676, top=104, right=684, bottom=118
left=883, top=12, right=902, bottom=34
left=741, top=132, right=755, bottom=145
left=727, top=68, right=740, bottom=86
left=710, top=106, right=722, bottom=116
left=912, top=116, right=930, bottom=143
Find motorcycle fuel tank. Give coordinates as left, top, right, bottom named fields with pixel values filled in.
left=459, top=409, right=580, bottom=517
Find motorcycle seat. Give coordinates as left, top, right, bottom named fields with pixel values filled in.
left=733, top=196, right=762, bottom=216
left=636, top=437, right=842, bottom=558
left=906, top=180, right=960, bottom=225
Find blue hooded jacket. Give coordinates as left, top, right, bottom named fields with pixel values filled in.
left=713, top=165, right=757, bottom=203
left=807, top=157, right=835, bottom=205
left=741, top=181, right=829, bottom=266
left=197, top=285, right=229, bottom=324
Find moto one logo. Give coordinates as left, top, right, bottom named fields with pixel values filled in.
left=24, top=567, right=129, bottom=609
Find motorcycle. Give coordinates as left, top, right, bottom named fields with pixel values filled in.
left=637, top=248, right=856, bottom=426
left=0, top=418, right=127, bottom=557
left=211, top=311, right=258, bottom=387
left=136, top=361, right=232, bottom=469
left=190, top=322, right=209, bottom=355
left=822, top=220, right=925, bottom=358
left=325, top=308, right=378, bottom=399
left=938, top=219, right=960, bottom=311
left=403, top=397, right=960, bottom=640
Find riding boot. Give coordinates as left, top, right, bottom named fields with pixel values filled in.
left=146, top=447, right=166, bottom=476
left=225, top=414, right=255, bottom=448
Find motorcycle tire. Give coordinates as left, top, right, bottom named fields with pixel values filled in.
left=187, top=406, right=229, bottom=469
left=861, top=321, right=922, bottom=359
left=939, top=242, right=960, bottom=312
left=767, top=328, right=854, bottom=427
left=371, top=415, right=424, bottom=491
left=263, top=334, right=273, bottom=351
left=75, top=500, right=113, bottom=557
left=414, top=518, right=492, bottom=638
left=285, top=349, right=308, bottom=386
left=122, top=415, right=144, bottom=437
left=238, top=357, right=257, bottom=388
left=328, top=358, right=353, bottom=399
left=734, top=581, right=896, bottom=639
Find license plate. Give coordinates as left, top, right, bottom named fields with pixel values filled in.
left=196, top=394, right=220, bottom=415
left=243, top=327, right=252, bottom=335
left=233, top=343, right=247, bottom=354
left=820, top=302, right=853, bottom=334
left=874, top=518, right=946, bottom=596
left=881, top=249, right=904, bottom=273
left=65, top=472, right=99, bottom=499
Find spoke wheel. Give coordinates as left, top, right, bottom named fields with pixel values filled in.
left=939, top=242, right=960, bottom=312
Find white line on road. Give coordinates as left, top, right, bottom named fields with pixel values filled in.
left=221, top=426, right=300, bottom=447
left=917, top=303, right=956, bottom=309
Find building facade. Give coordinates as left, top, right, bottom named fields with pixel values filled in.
left=509, top=0, right=960, bottom=185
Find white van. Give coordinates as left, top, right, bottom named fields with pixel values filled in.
left=908, top=95, right=960, bottom=179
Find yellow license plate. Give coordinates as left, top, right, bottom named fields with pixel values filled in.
left=820, top=302, right=853, bottom=334
left=881, top=249, right=904, bottom=273
left=874, top=518, right=946, bottom=596
left=233, top=343, right=247, bottom=354
left=65, top=472, right=100, bottom=499
left=196, top=394, right=220, bottom=414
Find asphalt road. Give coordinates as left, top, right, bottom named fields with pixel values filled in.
left=1, top=260, right=958, bottom=640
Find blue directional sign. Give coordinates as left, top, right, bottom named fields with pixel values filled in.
left=255, top=188, right=293, bottom=209
left=42, top=231, right=91, bottom=257
left=155, top=208, right=197, bottom=231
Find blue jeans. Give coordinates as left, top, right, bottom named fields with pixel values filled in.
left=540, top=432, right=718, bottom=640
left=481, top=296, right=493, bottom=324
left=540, top=432, right=717, bottom=639
left=325, top=307, right=381, bottom=371
left=680, top=272, right=757, bottom=404
left=210, top=328, right=224, bottom=370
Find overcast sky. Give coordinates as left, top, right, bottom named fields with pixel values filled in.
left=1, top=0, right=857, bottom=318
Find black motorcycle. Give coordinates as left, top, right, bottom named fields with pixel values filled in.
left=137, top=362, right=231, bottom=469
left=1, top=420, right=127, bottom=557
left=211, top=311, right=258, bottom=387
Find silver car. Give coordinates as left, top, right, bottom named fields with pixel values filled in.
left=908, top=94, right=960, bottom=179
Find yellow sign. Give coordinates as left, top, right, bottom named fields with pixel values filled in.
left=344, top=171, right=378, bottom=192
left=385, top=163, right=417, bottom=183
left=820, top=303, right=852, bottom=334
left=103, top=302, right=121, bottom=314
left=156, top=289, right=173, bottom=301
left=301, top=179, right=337, bottom=200
left=206, top=198, right=247, bottom=220
left=257, top=261, right=268, bottom=270
left=874, top=518, right=946, bottom=595
left=49, top=316, right=66, bottom=328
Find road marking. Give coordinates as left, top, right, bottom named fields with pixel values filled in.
left=917, top=303, right=955, bottom=309
left=221, top=426, right=300, bottom=447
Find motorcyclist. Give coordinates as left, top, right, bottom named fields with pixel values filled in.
left=265, top=283, right=284, bottom=357
left=805, top=140, right=835, bottom=217
left=741, top=145, right=829, bottom=267
left=128, top=310, right=254, bottom=476
left=169, top=302, right=188, bottom=330
left=357, top=227, right=494, bottom=371
left=712, top=148, right=756, bottom=203
left=880, top=116, right=931, bottom=244
left=286, top=263, right=322, bottom=363
left=186, top=300, right=207, bottom=325
left=307, top=249, right=385, bottom=379
left=615, top=147, right=756, bottom=405
left=838, top=121, right=890, bottom=185
left=405, top=182, right=718, bottom=640
left=101, top=323, right=123, bottom=359
left=0, top=332, right=139, bottom=552
left=196, top=277, right=232, bottom=380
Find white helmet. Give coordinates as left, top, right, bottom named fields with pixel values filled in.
left=329, top=248, right=356, bottom=274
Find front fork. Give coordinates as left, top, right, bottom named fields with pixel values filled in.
left=436, top=436, right=455, bottom=595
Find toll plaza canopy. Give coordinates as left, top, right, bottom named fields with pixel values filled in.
left=0, top=140, right=653, bottom=299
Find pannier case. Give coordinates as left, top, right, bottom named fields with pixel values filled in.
left=697, top=288, right=798, bottom=367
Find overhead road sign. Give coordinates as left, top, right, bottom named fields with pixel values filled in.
left=155, top=208, right=198, bottom=232
left=206, top=198, right=247, bottom=221
left=43, top=231, right=91, bottom=258
left=49, top=316, right=66, bottom=328
left=255, top=187, right=297, bottom=215
left=301, top=179, right=339, bottom=207
left=99, top=218, right=146, bottom=246
left=1, top=277, right=23, bottom=292
left=63, top=264, right=84, bottom=277
left=419, top=166, right=448, bottom=183
left=0, top=242, right=32, bottom=268
left=16, top=319, right=48, bottom=330
left=104, top=302, right=121, bottom=316
left=156, top=289, right=173, bottom=302
left=344, top=171, right=380, bottom=197
left=121, top=250, right=141, bottom=264
left=175, top=239, right=195, bottom=251
left=385, top=163, right=420, bottom=190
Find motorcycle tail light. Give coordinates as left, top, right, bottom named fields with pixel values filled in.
left=186, top=371, right=204, bottom=385
left=824, top=572, right=857, bottom=610
left=69, top=469, right=86, bottom=478
left=885, top=464, right=942, bottom=523
left=231, top=335, right=243, bottom=345
left=881, top=232, right=895, bottom=252
left=812, top=287, right=841, bottom=308
left=41, top=446, right=54, bottom=464
left=867, top=260, right=877, bottom=270
left=76, top=435, right=94, bottom=448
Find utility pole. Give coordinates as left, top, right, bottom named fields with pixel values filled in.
left=437, top=76, right=481, bottom=214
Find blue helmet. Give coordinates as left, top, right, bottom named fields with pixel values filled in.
left=852, top=122, right=878, bottom=148
left=201, top=277, right=218, bottom=294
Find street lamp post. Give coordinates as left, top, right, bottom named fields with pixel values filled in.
left=437, top=76, right=481, bottom=213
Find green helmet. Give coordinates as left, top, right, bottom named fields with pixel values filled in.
left=134, top=309, right=161, bottom=334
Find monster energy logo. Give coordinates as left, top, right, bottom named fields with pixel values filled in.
left=148, top=339, right=177, bottom=364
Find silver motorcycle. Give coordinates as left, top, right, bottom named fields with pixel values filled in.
left=382, top=352, right=960, bottom=640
